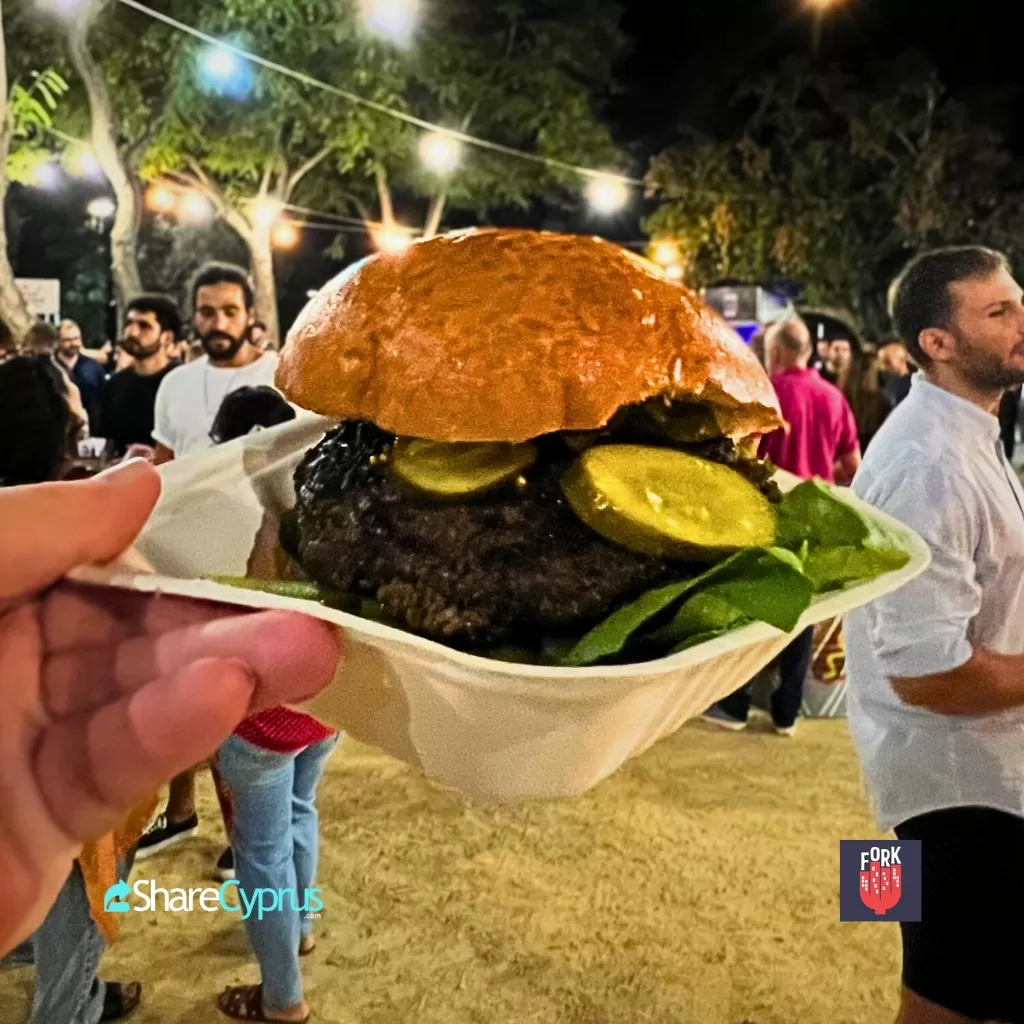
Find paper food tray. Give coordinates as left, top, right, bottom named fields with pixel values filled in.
left=70, top=414, right=930, bottom=801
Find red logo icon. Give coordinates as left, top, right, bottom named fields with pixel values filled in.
left=859, top=848, right=902, bottom=915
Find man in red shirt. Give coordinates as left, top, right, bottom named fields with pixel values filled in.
left=760, top=318, right=862, bottom=486
left=703, top=316, right=861, bottom=735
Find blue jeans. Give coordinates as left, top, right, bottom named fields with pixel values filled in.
left=717, top=626, right=815, bottom=729
left=29, top=847, right=136, bottom=1024
left=216, top=733, right=338, bottom=1012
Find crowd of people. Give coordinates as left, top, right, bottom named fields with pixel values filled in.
left=0, top=264, right=336, bottom=1024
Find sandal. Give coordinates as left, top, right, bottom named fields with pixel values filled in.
left=217, top=984, right=310, bottom=1023
left=100, top=981, right=142, bottom=1021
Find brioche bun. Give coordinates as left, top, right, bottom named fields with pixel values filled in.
left=277, top=228, right=782, bottom=442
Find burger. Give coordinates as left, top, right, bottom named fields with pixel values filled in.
left=274, top=229, right=786, bottom=659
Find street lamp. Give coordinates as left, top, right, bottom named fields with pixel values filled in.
left=419, top=132, right=462, bottom=175
left=586, top=174, right=630, bottom=216
left=85, top=196, right=117, bottom=345
left=360, top=0, right=421, bottom=46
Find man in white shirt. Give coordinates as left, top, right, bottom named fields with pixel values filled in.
left=845, top=246, right=1024, bottom=1024
left=143, top=262, right=279, bottom=861
left=153, top=262, right=279, bottom=463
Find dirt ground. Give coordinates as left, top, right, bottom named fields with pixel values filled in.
left=1, top=716, right=901, bottom=1024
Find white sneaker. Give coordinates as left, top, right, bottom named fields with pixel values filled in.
left=700, top=708, right=748, bottom=732
left=773, top=723, right=797, bottom=738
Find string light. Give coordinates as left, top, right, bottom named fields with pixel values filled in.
left=252, top=198, right=284, bottom=227
left=68, top=147, right=104, bottom=179
left=33, top=162, right=63, bottom=190
left=146, top=184, right=177, bottom=213
left=373, top=224, right=414, bottom=253
left=34, top=0, right=87, bottom=17
left=114, top=0, right=643, bottom=201
left=87, top=197, right=116, bottom=219
left=651, top=239, right=681, bottom=267
left=179, top=192, right=214, bottom=225
left=272, top=222, right=300, bottom=249
left=665, top=264, right=685, bottom=282
left=199, top=45, right=253, bottom=98
left=360, top=0, right=420, bottom=46
left=587, top=174, right=630, bottom=215
left=419, top=131, right=462, bottom=175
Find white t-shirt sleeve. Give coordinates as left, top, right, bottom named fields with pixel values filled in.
left=854, top=460, right=982, bottom=680
left=151, top=372, right=178, bottom=452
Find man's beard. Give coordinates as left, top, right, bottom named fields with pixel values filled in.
left=956, top=336, right=1024, bottom=393
left=121, top=338, right=163, bottom=360
left=200, top=330, right=248, bottom=364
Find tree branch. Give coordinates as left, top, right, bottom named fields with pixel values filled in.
left=122, top=77, right=174, bottom=167
left=258, top=160, right=273, bottom=199
left=375, top=165, right=395, bottom=225
left=286, top=145, right=333, bottom=198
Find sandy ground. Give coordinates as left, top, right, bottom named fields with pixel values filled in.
left=1, top=717, right=901, bottom=1024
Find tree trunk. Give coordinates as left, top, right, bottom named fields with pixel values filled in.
left=0, top=6, right=32, bottom=338
left=68, top=3, right=143, bottom=312
left=248, top=220, right=279, bottom=342
left=222, top=203, right=278, bottom=342
left=423, top=192, right=449, bottom=239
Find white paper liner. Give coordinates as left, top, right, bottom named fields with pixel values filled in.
left=69, top=415, right=930, bottom=800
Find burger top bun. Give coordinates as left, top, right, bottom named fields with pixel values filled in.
left=276, top=228, right=784, bottom=443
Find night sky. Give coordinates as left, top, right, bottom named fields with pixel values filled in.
left=12, top=0, right=1024, bottom=336
left=614, top=0, right=1024, bottom=156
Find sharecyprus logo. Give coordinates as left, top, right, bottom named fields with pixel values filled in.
left=839, top=840, right=921, bottom=922
left=104, top=879, right=132, bottom=913
left=100, top=879, right=323, bottom=921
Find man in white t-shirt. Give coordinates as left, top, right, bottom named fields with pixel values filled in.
left=153, top=262, right=279, bottom=463
left=143, top=262, right=280, bottom=863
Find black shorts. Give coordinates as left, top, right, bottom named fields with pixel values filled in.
left=894, top=806, right=1024, bottom=1023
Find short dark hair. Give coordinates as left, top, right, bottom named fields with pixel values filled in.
left=209, top=386, right=295, bottom=444
left=190, top=261, right=255, bottom=311
left=23, top=321, right=59, bottom=355
left=0, top=355, right=70, bottom=485
left=890, top=246, right=1012, bottom=367
left=126, top=293, right=182, bottom=338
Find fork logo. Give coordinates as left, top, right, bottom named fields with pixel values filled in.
left=840, top=840, right=921, bottom=922
left=860, top=846, right=901, bottom=915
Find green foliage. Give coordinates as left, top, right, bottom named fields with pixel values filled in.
left=137, top=0, right=623, bottom=230
left=6, top=68, right=69, bottom=184
left=384, top=0, right=625, bottom=219
left=645, top=55, right=1024, bottom=336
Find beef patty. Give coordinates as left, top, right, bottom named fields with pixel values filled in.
left=290, top=421, right=681, bottom=648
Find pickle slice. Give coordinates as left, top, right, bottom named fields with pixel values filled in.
left=391, top=438, right=536, bottom=496
left=562, top=445, right=776, bottom=559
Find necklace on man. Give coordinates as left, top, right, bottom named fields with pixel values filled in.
left=203, top=360, right=244, bottom=417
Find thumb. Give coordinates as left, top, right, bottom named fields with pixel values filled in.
left=0, top=460, right=161, bottom=604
